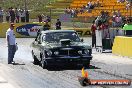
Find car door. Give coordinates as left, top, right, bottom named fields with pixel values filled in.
left=34, top=33, right=41, bottom=60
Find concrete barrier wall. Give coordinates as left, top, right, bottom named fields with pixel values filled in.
left=0, top=23, right=91, bottom=38
left=112, top=36, right=132, bottom=58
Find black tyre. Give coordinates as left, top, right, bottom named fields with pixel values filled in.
left=99, top=48, right=103, bottom=53
left=41, top=59, right=47, bottom=69
left=32, top=51, right=39, bottom=65
left=96, top=48, right=99, bottom=52
left=83, top=61, right=90, bottom=68
left=40, top=54, right=47, bottom=69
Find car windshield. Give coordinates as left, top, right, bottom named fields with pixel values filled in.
left=42, top=32, right=81, bottom=43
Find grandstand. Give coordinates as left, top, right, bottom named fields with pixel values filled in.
left=70, top=0, right=132, bottom=17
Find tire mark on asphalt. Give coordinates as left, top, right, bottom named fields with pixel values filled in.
left=25, top=64, right=81, bottom=88
left=93, top=69, right=132, bottom=81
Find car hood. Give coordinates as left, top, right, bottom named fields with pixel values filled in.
left=41, top=42, right=91, bottom=49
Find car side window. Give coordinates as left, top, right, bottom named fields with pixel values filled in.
left=42, top=34, right=54, bottom=43
left=42, top=34, right=46, bottom=42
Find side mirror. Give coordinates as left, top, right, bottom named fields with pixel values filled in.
left=81, top=38, right=84, bottom=42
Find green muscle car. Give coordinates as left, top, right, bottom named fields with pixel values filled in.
left=31, top=30, right=92, bottom=68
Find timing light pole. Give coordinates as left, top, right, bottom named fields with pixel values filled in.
left=130, top=0, right=132, bottom=17
left=24, top=0, right=27, bottom=11
left=24, top=0, right=27, bottom=22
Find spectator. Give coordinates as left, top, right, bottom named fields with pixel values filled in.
left=117, top=0, right=121, bottom=3
left=5, top=8, right=10, bottom=22
left=95, top=16, right=104, bottom=30
left=43, top=21, right=50, bottom=31
left=115, top=15, right=122, bottom=27
left=117, top=0, right=125, bottom=3
left=95, top=16, right=101, bottom=27
left=0, top=7, right=4, bottom=23
left=20, top=9, right=25, bottom=22
left=100, top=10, right=105, bottom=17
left=10, top=7, right=15, bottom=23
left=6, top=23, right=16, bottom=64
left=91, top=21, right=97, bottom=48
left=67, top=7, right=71, bottom=14
left=56, top=19, right=61, bottom=30
left=121, top=0, right=125, bottom=3
left=25, top=10, right=29, bottom=22
left=64, top=7, right=68, bottom=14
left=42, top=14, right=47, bottom=22
left=102, top=22, right=110, bottom=38
left=87, top=1, right=94, bottom=9
left=112, top=10, right=117, bottom=16
left=80, top=7, right=84, bottom=14
left=112, top=15, right=116, bottom=27
left=15, top=8, right=20, bottom=23
left=38, top=14, right=42, bottom=22
left=87, top=1, right=92, bottom=9
left=126, top=2, right=130, bottom=10
left=74, top=8, right=79, bottom=17
left=105, top=11, right=109, bottom=17
left=46, top=16, right=51, bottom=22
left=96, top=0, right=101, bottom=7
left=111, top=10, right=117, bottom=27
left=71, top=9, right=75, bottom=17
left=125, top=16, right=131, bottom=23
left=82, top=5, right=86, bottom=9
left=117, top=10, right=121, bottom=16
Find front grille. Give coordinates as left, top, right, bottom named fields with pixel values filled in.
left=59, top=50, right=79, bottom=56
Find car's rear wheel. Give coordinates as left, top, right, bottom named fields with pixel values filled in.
left=32, top=51, right=39, bottom=65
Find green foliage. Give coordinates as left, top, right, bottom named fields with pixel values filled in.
left=0, top=0, right=71, bottom=19
left=0, top=0, right=56, bottom=11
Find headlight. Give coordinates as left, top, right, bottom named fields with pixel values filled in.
left=54, top=51, right=59, bottom=55
left=78, top=50, right=82, bottom=55
left=47, top=50, right=52, bottom=56
left=84, top=49, right=89, bottom=55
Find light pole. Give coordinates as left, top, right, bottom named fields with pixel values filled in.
left=24, top=0, right=27, bottom=11
left=24, top=0, right=27, bottom=22
left=128, top=0, right=132, bottom=17
left=130, top=0, right=132, bottom=17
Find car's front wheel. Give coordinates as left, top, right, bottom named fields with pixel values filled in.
left=83, top=61, right=90, bottom=68
left=32, top=51, right=39, bottom=65
left=40, top=54, right=47, bottom=69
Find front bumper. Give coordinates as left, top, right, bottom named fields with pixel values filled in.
left=45, top=55, right=92, bottom=66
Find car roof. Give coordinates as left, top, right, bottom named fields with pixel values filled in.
left=41, top=30, right=76, bottom=34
